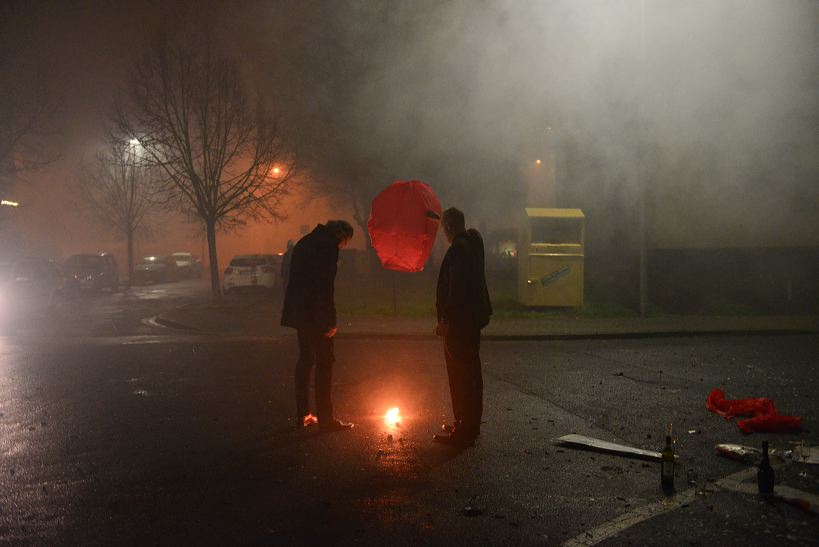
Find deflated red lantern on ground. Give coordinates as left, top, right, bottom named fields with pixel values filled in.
left=706, top=388, right=802, bottom=434
left=368, top=180, right=442, bottom=272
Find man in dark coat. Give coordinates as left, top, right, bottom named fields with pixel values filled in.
left=281, top=220, right=355, bottom=432
left=433, top=207, right=492, bottom=446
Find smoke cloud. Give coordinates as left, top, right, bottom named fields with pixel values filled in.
left=248, top=0, right=819, bottom=249
left=3, top=0, right=817, bottom=264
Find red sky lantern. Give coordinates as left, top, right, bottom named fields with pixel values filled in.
left=368, top=180, right=442, bottom=272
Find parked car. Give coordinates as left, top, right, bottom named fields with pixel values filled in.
left=223, top=254, right=281, bottom=293
left=0, top=257, right=65, bottom=328
left=64, top=252, right=119, bottom=292
left=131, top=256, right=180, bottom=285
left=171, top=252, right=203, bottom=279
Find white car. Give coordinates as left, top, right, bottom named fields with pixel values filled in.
left=171, top=252, right=203, bottom=279
left=223, top=254, right=282, bottom=293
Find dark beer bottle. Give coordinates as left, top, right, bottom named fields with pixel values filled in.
left=661, top=435, right=674, bottom=493
left=757, top=440, right=775, bottom=495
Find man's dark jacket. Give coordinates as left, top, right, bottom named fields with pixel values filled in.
left=281, top=224, right=339, bottom=331
left=436, top=229, right=492, bottom=330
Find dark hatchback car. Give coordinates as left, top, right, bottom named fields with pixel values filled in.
left=64, top=253, right=119, bottom=292
left=131, top=256, right=180, bottom=285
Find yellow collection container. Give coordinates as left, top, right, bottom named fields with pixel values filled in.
left=518, top=208, right=585, bottom=307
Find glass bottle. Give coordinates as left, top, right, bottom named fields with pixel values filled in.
left=757, top=440, right=775, bottom=495
left=661, top=435, right=674, bottom=493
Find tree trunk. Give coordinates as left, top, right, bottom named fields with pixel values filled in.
left=206, top=221, right=222, bottom=305
left=351, top=197, right=371, bottom=249
left=126, top=227, right=134, bottom=284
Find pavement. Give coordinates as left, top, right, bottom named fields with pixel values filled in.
left=3, top=282, right=818, bottom=544
left=155, top=295, right=819, bottom=339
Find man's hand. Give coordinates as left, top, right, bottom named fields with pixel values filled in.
left=434, top=322, right=449, bottom=337
left=324, top=327, right=338, bottom=338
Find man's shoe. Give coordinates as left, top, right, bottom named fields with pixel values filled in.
left=432, top=432, right=475, bottom=447
left=319, top=418, right=354, bottom=432
left=295, top=413, right=318, bottom=430
left=441, top=420, right=462, bottom=434
left=441, top=421, right=480, bottom=437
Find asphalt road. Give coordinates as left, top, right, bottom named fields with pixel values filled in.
left=0, top=281, right=817, bottom=545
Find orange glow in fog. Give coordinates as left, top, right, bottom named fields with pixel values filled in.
left=384, top=407, right=402, bottom=426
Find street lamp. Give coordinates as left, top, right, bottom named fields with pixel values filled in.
left=125, top=138, right=145, bottom=166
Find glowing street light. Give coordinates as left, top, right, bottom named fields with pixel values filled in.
left=1, top=199, right=19, bottom=207
left=272, top=166, right=281, bottom=175
left=535, top=159, right=542, bottom=166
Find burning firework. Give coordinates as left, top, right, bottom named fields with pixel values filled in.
left=384, top=407, right=402, bottom=426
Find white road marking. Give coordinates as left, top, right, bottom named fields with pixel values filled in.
left=720, top=478, right=819, bottom=516
left=562, top=467, right=757, bottom=547
left=562, top=490, right=698, bottom=547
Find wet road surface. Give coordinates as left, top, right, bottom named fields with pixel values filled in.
left=0, top=282, right=817, bottom=544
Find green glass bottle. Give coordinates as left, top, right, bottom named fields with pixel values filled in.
left=757, top=440, right=775, bottom=495
left=661, top=435, right=675, bottom=493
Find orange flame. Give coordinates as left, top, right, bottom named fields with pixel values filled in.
left=384, top=407, right=402, bottom=426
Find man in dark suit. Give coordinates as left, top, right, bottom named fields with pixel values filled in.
left=433, top=207, right=492, bottom=446
left=281, top=220, right=355, bottom=432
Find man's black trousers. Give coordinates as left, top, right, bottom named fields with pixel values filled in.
left=295, top=327, right=334, bottom=422
left=443, top=326, right=483, bottom=438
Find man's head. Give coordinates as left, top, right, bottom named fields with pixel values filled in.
left=326, top=220, right=354, bottom=248
left=441, top=207, right=465, bottom=244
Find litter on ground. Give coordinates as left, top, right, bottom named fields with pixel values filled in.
left=555, top=434, right=674, bottom=462
left=706, top=388, right=802, bottom=433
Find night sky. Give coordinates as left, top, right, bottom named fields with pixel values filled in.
left=2, top=0, right=818, bottom=259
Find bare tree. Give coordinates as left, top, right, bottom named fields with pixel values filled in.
left=255, top=4, right=413, bottom=248
left=75, top=141, right=155, bottom=279
left=305, top=152, right=380, bottom=249
left=0, top=4, right=60, bottom=217
left=0, top=72, right=58, bottom=228
left=112, top=31, right=295, bottom=304
left=0, top=88, right=54, bottom=181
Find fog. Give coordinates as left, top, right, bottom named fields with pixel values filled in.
left=247, top=0, right=818, bottom=250
left=1, top=0, right=817, bottom=310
